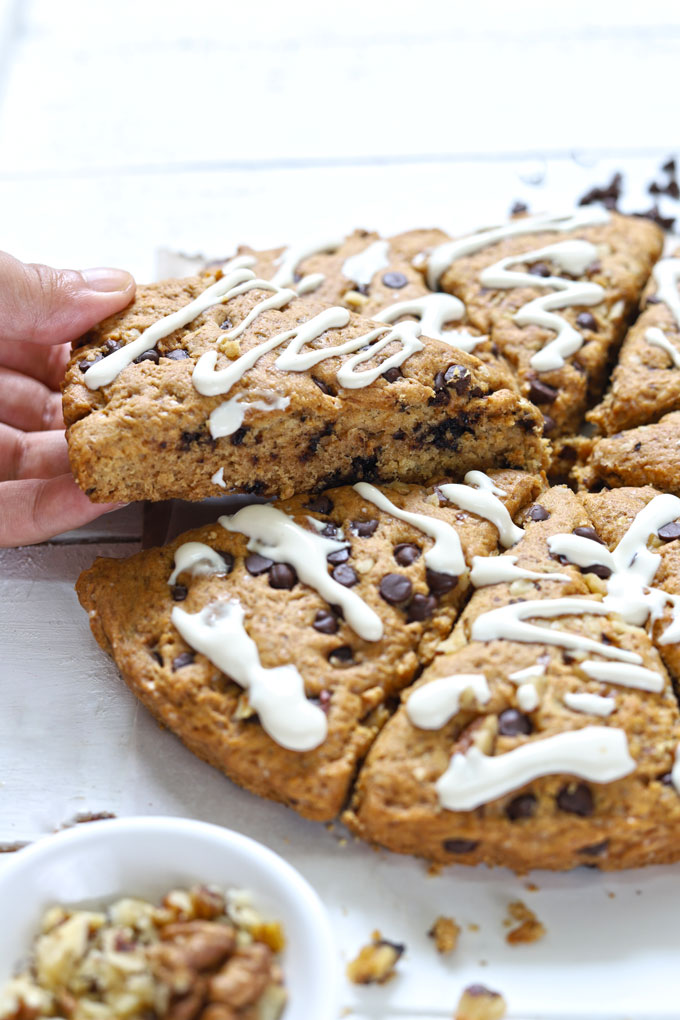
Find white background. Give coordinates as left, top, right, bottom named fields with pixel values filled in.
left=2, top=2, right=680, bottom=1017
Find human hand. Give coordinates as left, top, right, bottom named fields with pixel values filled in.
left=0, top=252, right=135, bottom=546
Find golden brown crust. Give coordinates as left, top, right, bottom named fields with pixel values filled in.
left=579, top=411, right=680, bottom=494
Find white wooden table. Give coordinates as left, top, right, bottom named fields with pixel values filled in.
left=2, top=3, right=680, bottom=1017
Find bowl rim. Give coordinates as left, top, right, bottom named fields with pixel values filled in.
left=0, top=815, right=340, bottom=1017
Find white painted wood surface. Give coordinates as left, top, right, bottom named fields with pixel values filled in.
left=2, top=2, right=680, bottom=1016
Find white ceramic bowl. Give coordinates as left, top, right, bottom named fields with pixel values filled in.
left=0, top=816, right=339, bottom=1020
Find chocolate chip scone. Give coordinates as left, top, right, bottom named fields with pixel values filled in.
left=63, top=265, right=546, bottom=503
left=421, top=209, right=663, bottom=437
left=344, top=483, right=680, bottom=871
left=76, top=470, right=542, bottom=821
left=578, top=411, right=680, bottom=495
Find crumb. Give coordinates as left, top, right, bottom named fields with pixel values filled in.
left=467, top=923, right=480, bottom=933
left=427, top=861, right=443, bottom=877
left=607, top=891, right=616, bottom=899
left=428, top=916, right=460, bottom=954
left=504, top=900, right=546, bottom=945
left=346, top=931, right=405, bottom=985
left=524, top=881, right=539, bottom=892
left=455, top=983, right=507, bottom=1020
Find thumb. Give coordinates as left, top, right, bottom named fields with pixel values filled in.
left=0, top=251, right=135, bottom=346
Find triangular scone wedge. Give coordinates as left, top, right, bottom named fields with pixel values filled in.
left=63, top=269, right=544, bottom=503
left=578, top=410, right=680, bottom=494
left=344, top=484, right=680, bottom=871
left=76, top=471, right=542, bottom=822
left=228, top=228, right=516, bottom=392
left=421, top=211, right=663, bottom=437
left=588, top=255, right=680, bottom=434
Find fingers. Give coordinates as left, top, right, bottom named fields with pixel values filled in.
left=0, top=366, right=64, bottom=432
left=0, top=425, right=71, bottom=481
left=0, top=474, right=124, bottom=547
left=0, top=251, right=136, bottom=346
left=0, top=338, right=71, bottom=390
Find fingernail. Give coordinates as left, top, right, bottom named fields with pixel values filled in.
left=80, top=267, right=134, bottom=293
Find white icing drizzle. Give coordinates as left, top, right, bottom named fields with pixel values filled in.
left=479, top=240, right=604, bottom=372
left=219, top=504, right=383, bottom=642
left=211, top=467, right=226, bottom=488
left=471, top=598, right=642, bottom=664
left=168, top=542, right=230, bottom=585
left=426, top=207, right=611, bottom=289
left=271, top=239, right=342, bottom=292
left=517, top=684, right=540, bottom=712
left=645, top=326, right=680, bottom=368
left=435, top=725, right=635, bottom=811
left=509, top=664, right=546, bottom=682
left=438, top=472, right=524, bottom=547
left=464, top=471, right=506, bottom=496
left=342, top=240, right=390, bottom=289
left=470, top=555, right=569, bottom=587
left=85, top=268, right=294, bottom=390
left=564, top=692, right=616, bottom=717
left=580, top=660, right=665, bottom=693
left=193, top=307, right=423, bottom=396
left=220, top=285, right=295, bottom=342
left=406, top=674, right=490, bottom=730
left=208, top=392, right=289, bottom=439
left=373, top=293, right=482, bottom=351
left=671, top=745, right=680, bottom=793
left=552, top=494, right=680, bottom=640
left=171, top=600, right=327, bottom=751
left=353, top=482, right=466, bottom=576
left=651, top=258, right=680, bottom=328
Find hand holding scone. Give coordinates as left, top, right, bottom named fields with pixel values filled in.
left=0, top=251, right=135, bottom=546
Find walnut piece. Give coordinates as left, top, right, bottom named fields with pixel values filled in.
left=346, top=932, right=405, bottom=985
left=505, top=899, right=547, bottom=945
left=455, top=984, right=507, bottom=1020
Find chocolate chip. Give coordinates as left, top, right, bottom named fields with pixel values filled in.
left=171, top=584, right=188, bottom=601
left=442, top=838, right=479, bottom=854
left=313, top=610, right=339, bottom=634
left=573, top=526, right=606, bottom=545
left=498, top=709, right=532, bottom=736
left=426, top=568, right=457, bottom=595
left=305, top=495, right=334, bottom=514
left=351, top=518, right=378, bottom=537
left=576, top=311, right=598, bottom=332
left=542, top=413, right=556, bottom=435
left=444, top=363, right=472, bottom=395
left=356, top=283, right=370, bottom=296
left=662, top=157, right=677, bottom=175
left=556, top=782, right=593, bottom=816
left=164, top=349, right=190, bottom=360
left=658, top=522, right=680, bottom=541
left=212, top=551, right=234, bottom=574
left=394, top=543, right=421, bottom=566
left=134, top=349, right=160, bottom=365
left=528, top=262, right=551, bottom=277
left=528, top=378, right=558, bottom=404
left=320, top=523, right=339, bottom=538
left=382, top=271, right=408, bottom=289
left=245, top=554, right=273, bottom=576
left=406, top=593, right=438, bottom=622
left=269, top=563, right=297, bottom=589
left=172, top=651, right=195, bottom=671
left=506, top=793, right=537, bottom=820
left=578, top=840, right=609, bottom=857
left=312, top=376, right=334, bottom=395
left=150, top=650, right=163, bottom=666
left=433, top=371, right=448, bottom=391
left=580, top=563, right=612, bottom=579
left=510, top=200, right=528, bottom=215
left=382, top=367, right=402, bottom=383
left=579, top=173, right=622, bottom=210
left=332, top=563, right=358, bottom=587
left=78, top=354, right=103, bottom=373
left=633, top=204, right=676, bottom=232
left=219, top=317, right=233, bottom=330
left=230, top=427, right=248, bottom=446
left=327, top=547, right=350, bottom=566
left=328, top=644, right=353, bottom=665
left=379, top=573, right=413, bottom=604
left=104, top=338, right=121, bottom=353
left=527, top=504, right=550, bottom=522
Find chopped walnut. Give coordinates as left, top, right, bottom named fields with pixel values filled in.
left=346, top=931, right=404, bottom=985
left=427, top=915, right=460, bottom=954
left=505, top=900, right=547, bottom=945
left=0, top=885, right=286, bottom=1020
left=455, top=983, right=507, bottom=1020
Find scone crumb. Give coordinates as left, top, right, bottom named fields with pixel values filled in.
left=455, top=983, right=507, bottom=1020
left=346, top=931, right=405, bottom=985
left=428, top=915, right=460, bottom=954
left=505, top=899, right=546, bottom=944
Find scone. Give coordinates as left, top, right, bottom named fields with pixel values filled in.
left=76, top=470, right=542, bottom=821
left=344, top=483, right=680, bottom=870
left=62, top=265, right=546, bottom=503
